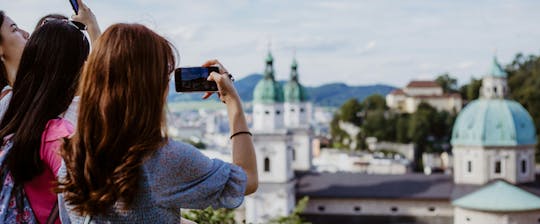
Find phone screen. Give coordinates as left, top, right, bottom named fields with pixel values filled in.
left=174, top=67, right=219, bottom=92
left=69, top=0, right=79, bottom=14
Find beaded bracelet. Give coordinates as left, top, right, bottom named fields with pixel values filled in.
left=230, top=131, right=252, bottom=139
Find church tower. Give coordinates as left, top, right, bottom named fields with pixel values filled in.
left=283, top=57, right=313, bottom=171
left=245, top=51, right=295, bottom=224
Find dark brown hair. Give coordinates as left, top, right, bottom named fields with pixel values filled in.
left=0, top=20, right=89, bottom=184
left=59, top=23, right=175, bottom=216
left=34, top=13, right=68, bottom=30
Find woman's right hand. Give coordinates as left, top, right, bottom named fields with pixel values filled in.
left=71, top=0, right=101, bottom=43
left=201, top=59, right=240, bottom=105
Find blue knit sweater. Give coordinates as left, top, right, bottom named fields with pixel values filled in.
left=58, top=140, right=247, bottom=223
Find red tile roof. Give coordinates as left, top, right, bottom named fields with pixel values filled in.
left=406, top=80, right=440, bottom=88
left=389, top=89, right=405, bottom=95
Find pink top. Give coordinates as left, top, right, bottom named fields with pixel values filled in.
left=24, top=118, right=74, bottom=224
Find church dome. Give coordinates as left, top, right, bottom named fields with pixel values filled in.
left=284, top=58, right=308, bottom=102
left=253, top=52, right=284, bottom=104
left=253, top=79, right=284, bottom=104
left=284, top=82, right=307, bottom=102
left=451, top=99, right=537, bottom=146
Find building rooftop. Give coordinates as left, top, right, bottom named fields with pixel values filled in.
left=296, top=172, right=540, bottom=202
left=452, top=180, right=540, bottom=212
left=406, top=81, right=441, bottom=88
left=295, top=172, right=453, bottom=200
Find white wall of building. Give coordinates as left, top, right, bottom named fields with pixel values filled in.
left=453, top=146, right=536, bottom=185
left=404, top=86, right=443, bottom=96
left=245, top=182, right=296, bottom=224
left=253, top=132, right=294, bottom=183
left=284, top=102, right=312, bottom=128
left=253, top=103, right=284, bottom=131
left=303, top=198, right=453, bottom=217
left=481, top=76, right=508, bottom=99
left=290, top=129, right=313, bottom=171
left=454, top=207, right=540, bottom=224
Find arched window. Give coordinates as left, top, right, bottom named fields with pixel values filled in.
left=292, top=148, right=296, bottom=161
left=467, top=161, right=472, bottom=173
left=264, top=157, right=270, bottom=172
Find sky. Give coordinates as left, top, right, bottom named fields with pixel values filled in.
left=3, top=0, right=540, bottom=87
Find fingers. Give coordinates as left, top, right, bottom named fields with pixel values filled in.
left=201, top=59, right=218, bottom=68
left=201, top=59, right=228, bottom=74
left=202, top=92, right=213, bottom=99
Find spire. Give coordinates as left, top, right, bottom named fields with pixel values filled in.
left=290, top=55, right=298, bottom=82
left=480, top=56, right=509, bottom=99
left=264, top=50, right=275, bottom=80
left=489, top=56, right=508, bottom=78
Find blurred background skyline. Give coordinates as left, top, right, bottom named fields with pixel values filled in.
left=3, top=0, right=540, bottom=86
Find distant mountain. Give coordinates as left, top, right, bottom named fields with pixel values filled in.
left=168, top=74, right=396, bottom=107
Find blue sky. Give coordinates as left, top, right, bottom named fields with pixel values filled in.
left=3, top=0, right=540, bottom=87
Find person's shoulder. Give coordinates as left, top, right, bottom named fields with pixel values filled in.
left=43, top=118, right=74, bottom=142
left=147, top=140, right=207, bottom=165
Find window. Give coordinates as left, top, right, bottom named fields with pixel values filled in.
left=264, top=157, right=270, bottom=172
left=467, top=161, right=472, bottom=173
left=300, top=108, right=305, bottom=113
left=522, top=159, right=528, bottom=174
left=291, top=108, right=295, bottom=112
left=391, top=207, right=398, bottom=212
left=428, top=207, right=436, bottom=212
left=466, top=217, right=471, bottom=222
left=276, top=110, right=280, bottom=115
left=494, top=160, right=501, bottom=174
left=354, top=206, right=361, bottom=212
left=317, top=206, right=325, bottom=212
left=265, top=110, right=270, bottom=115
left=292, top=148, right=296, bottom=161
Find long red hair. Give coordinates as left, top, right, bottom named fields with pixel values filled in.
left=59, top=23, right=175, bottom=216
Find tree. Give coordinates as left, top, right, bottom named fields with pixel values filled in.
left=339, top=98, right=363, bottom=125
left=435, top=73, right=458, bottom=93
left=362, top=109, right=391, bottom=141
left=459, top=78, right=482, bottom=101
left=395, top=114, right=410, bottom=143
left=361, top=94, right=387, bottom=111
left=268, top=197, right=311, bottom=224
left=181, top=207, right=235, bottom=224
left=506, top=53, right=540, bottom=162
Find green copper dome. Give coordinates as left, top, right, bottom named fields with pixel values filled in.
left=451, top=99, right=537, bottom=146
left=452, top=181, right=540, bottom=212
left=490, top=56, right=508, bottom=78
left=284, top=58, right=308, bottom=102
left=253, top=52, right=284, bottom=104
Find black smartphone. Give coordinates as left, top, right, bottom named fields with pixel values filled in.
left=69, top=0, right=79, bottom=15
left=174, top=67, right=219, bottom=92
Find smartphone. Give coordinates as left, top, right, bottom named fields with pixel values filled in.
left=69, top=0, right=79, bottom=15
left=174, top=67, right=219, bottom=92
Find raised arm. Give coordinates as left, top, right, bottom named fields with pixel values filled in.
left=203, top=59, right=259, bottom=195
left=71, top=0, right=101, bottom=44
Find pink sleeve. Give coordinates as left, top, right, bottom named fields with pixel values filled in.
left=40, top=118, right=74, bottom=176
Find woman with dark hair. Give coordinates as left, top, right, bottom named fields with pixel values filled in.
left=0, top=11, right=29, bottom=115
left=0, top=19, right=90, bottom=223
left=58, top=23, right=258, bottom=223
left=0, top=0, right=100, bottom=121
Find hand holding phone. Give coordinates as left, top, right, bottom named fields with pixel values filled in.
left=175, top=67, right=219, bottom=92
